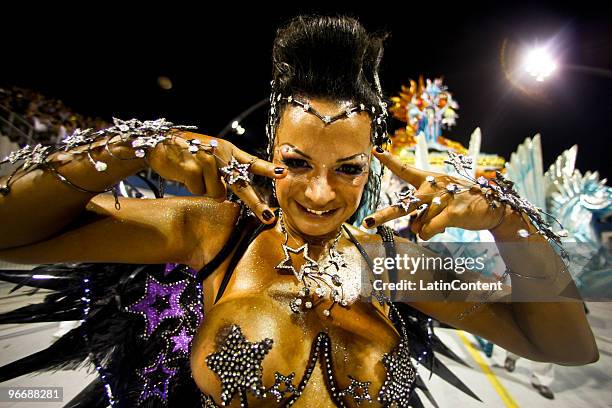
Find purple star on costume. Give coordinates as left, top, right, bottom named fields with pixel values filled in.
left=171, top=327, right=193, bottom=354
left=126, top=275, right=187, bottom=338
left=138, top=352, right=178, bottom=403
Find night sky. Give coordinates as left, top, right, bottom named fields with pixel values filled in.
left=3, top=3, right=611, bottom=178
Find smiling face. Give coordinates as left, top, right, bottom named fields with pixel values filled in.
left=272, top=98, right=373, bottom=238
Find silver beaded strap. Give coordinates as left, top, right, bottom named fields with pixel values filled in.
left=440, top=151, right=568, bottom=257
left=0, top=118, right=197, bottom=203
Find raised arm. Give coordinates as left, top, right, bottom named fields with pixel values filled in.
left=0, top=124, right=287, bottom=269
left=365, top=147, right=598, bottom=366
left=0, top=135, right=148, bottom=249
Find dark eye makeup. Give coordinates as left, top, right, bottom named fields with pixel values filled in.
left=336, top=163, right=366, bottom=175
left=281, top=158, right=311, bottom=169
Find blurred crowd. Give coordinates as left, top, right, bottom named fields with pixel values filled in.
left=0, top=86, right=107, bottom=145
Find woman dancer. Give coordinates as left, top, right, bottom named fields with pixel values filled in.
left=0, top=15, right=597, bottom=408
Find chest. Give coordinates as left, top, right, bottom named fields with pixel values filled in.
left=192, top=230, right=405, bottom=406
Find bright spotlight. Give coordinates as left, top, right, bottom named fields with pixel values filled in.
left=523, top=47, right=557, bottom=82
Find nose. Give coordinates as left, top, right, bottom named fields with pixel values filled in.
left=304, top=174, right=336, bottom=207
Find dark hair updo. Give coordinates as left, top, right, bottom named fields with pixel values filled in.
left=267, top=15, right=388, bottom=225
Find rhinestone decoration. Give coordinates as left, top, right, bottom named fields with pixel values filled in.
left=1, top=144, right=51, bottom=170
left=137, top=352, right=178, bottom=403
left=200, top=394, right=221, bottom=407
left=441, top=151, right=569, bottom=256
left=275, top=243, right=319, bottom=281
left=125, top=275, right=187, bottom=338
left=517, top=229, right=530, bottom=238
left=277, top=210, right=352, bottom=316
left=131, top=134, right=169, bottom=151
left=59, top=128, right=95, bottom=150
left=206, top=325, right=273, bottom=406
left=446, top=183, right=460, bottom=193
left=392, top=188, right=421, bottom=212
left=203, top=321, right=417, bottom=407
left=186, top=138, right=202, bottom=153
left=339, top=376, right=373, bottom=405
left=265, top=89, right=389, bottom=157
left=477, top=176, right=489, bottom=187
left=219, top=157, right=250, bottom=186
left=378, top=338, right=417, bottom=408
left=169, top=326, right=193, bottom=355
left=268, top=372, right=297, bottom=402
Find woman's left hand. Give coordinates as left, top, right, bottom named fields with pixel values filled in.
left=362, top=147, right=508, bottom=240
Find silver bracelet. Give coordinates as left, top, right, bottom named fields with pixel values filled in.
left=0, top=118, right=197, bottom=201
left=441, top=151, right=569, bottom=258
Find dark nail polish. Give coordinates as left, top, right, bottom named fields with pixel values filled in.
left=375, top=146, right=384, bottom=153
left=262, top=209, right=274, bottom=221
left=274, top=167, right=285, bottom=175
left=364, top=217, right=375, bottom=228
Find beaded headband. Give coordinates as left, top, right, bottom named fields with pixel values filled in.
left=265, top=82, right=390, bottom=161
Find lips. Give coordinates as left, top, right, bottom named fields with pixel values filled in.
left=296, top=202, right=339, bottom=218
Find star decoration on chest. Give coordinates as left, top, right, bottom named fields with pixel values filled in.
left=137, top=352, right=178, bottom=403
left=268, top=371, right=297, bottom=402
left=125, top=275, right=187, bottom=338
left=275, top=243, right=319, bottom=281
left=205, top=325, right=273, bottom=406
left=339, top=376, right=373, bottom=405
left=378, top=339, right=416, bottom=408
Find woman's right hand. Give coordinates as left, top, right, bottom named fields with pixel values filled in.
left=147, top=131, right=286, bottom=224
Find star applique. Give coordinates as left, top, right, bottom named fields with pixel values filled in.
left=268, top=372, right=297, bottom=402
left=59, top=128, right=95, bottom=150
left=378, top=339, right=416, bottom=408
left=275, top=243, right=318, bottom=280
left=205, top=325, right=273, bottom=406
left=137, top=352, right=178, bottom=403
left=339, top=376, right=373, bottom=405
left=219, top=157, right=250, bottom=185
left=392, top=188, right=421, bottom=213
left=170, top=326, right=193, bottom=355
left=125, top=275, right=187, bottom=338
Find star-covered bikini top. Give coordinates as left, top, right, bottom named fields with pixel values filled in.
left=196, top=214, right=417, bottom=408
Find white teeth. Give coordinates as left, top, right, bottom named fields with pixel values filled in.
left=305, top=207, right=331, bottom=215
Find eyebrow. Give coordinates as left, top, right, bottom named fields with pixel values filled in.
left=284, top=144, right=367, bottom=163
